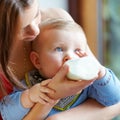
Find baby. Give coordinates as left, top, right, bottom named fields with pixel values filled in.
left=26, top=18, right=120, bottom=116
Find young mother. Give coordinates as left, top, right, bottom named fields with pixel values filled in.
left=0, top=0, right=120, bottom=120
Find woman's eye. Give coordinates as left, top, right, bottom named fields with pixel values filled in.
left=55, top=47, right=63, bottom=52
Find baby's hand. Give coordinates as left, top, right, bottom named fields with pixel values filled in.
left=28, top=79, right=55, bottom=104
left=75, top=45, right=106, bottom=81
left=21, top=79, right=56, bottom=108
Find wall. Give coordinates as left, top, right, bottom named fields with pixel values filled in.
left=38, top=0, right=68, bottom=11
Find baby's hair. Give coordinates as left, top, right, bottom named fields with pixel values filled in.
left=40, top=18, right=84, bottom=33
left=32, top=18, right=86, bottom=51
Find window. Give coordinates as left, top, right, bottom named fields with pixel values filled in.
left=102, top=0, right=120, bottom=80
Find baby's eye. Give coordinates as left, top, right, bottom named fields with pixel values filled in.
left=55, top=47, right=63, bottom=52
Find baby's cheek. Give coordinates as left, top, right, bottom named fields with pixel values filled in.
left=46, top=65, right=60, bottom=78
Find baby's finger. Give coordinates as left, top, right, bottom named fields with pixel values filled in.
left=37, top=97, right=48, bottom=104
left=39, top=92, right=55, bottom=104
left=76, top=50, right=87, bottom=57
left=40, top=85, right=55, bottom=94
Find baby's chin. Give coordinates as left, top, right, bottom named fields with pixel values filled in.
left=65, top=56, right=99, bottom=81
left=42, top=73, right=57, bottom=79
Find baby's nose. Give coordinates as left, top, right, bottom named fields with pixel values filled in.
left=63, top=53, right=79, bottom=62
left=63, top=55, right=71, bottom=62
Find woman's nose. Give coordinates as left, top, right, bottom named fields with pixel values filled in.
left=28, top=22, right=40, bottom=36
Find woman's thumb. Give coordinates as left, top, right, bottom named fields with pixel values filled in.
left=54, top=64, right=68, bottom=81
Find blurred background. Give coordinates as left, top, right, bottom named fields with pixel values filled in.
left=39, top=0, right=120, bottom=119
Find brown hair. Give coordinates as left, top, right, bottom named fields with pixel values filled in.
left=0, top=0, right=33, bottom=96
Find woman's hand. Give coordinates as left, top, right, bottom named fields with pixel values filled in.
left=47, top=65, right=95, bottom=99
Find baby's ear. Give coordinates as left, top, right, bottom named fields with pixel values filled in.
left=30, top=51, right=41, bottom=69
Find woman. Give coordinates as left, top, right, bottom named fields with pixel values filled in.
left=0, top=0, right=41, bottom=93
left=0, top=0, right=120, bottom=120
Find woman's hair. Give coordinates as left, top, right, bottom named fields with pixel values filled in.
left=0, top=0, right=33, bottom=95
